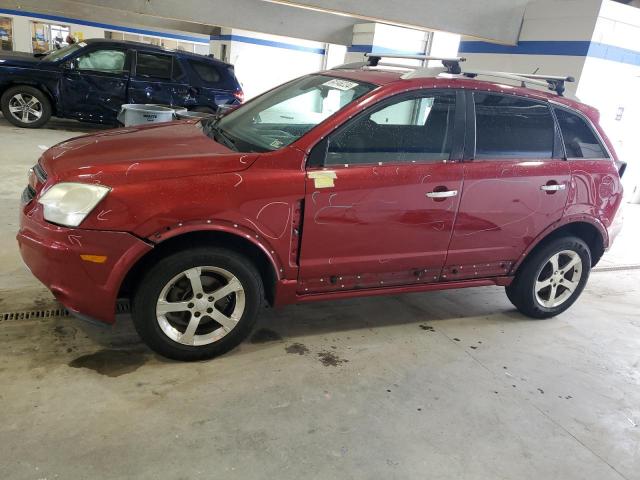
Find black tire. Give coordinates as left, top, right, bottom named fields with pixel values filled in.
left=132, top=247, right=263, bottom=361
left=505, top=236, right=591, bottom=319
left=1, top=85, right=52, bottom=128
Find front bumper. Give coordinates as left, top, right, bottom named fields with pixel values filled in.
left=17, top=202, right=153, bottom=324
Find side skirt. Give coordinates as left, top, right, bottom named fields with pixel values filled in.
left=273, top=276, right=513, bottom=307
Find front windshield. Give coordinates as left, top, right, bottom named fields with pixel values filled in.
left=208, top=74, right=377, bottom=152
left=41, top=43, right=83, bottom=62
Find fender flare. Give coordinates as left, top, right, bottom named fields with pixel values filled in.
left=147, top=219, right=286, bottom=281
left=510, top=215, right=608, bottom=274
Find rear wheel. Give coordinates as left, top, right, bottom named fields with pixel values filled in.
left=506, top=236, right=591, bottom=318
left=1, top=86, right=51, bottom=128
left=132, top=247, right=263, bottom=361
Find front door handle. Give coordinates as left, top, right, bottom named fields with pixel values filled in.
left=540, top=184, right=566, bottom=191
left=426, top=190, right=458, bottom=198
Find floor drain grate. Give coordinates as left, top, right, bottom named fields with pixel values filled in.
left=1, top=307, right=70, bottom=322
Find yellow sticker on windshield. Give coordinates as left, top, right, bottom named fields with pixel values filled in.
left=308, top=170, right=337, bottom=189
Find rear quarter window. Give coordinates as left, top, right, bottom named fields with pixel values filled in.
left=554, top=107, right=608, bottom=159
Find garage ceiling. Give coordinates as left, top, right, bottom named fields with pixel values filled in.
left=1, top=0, right=531, bottom=44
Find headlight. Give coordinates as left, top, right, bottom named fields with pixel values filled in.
left=38, top=182, right=110, bottom=227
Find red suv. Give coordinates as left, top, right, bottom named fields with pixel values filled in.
left=18, top=57, right=625, bottom=361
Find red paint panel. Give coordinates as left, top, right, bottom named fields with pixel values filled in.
left=298, top=162, right=463, bottom=292
left=566, top=159, right=624, bottom=247
left=447, top=160, right=571, bottom=268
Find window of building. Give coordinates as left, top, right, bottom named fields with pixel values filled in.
left=474, top=93, right=555, bottom=159
left=0, top=17, right=13, bottom=51
left=31, top=21, right=70, bottom=53
left=136, top=52, right=173, bottom=79
left=326, top=91, right=457, bottom=165
left=554, top=107, right=608, bottom=158
left=104, top=30, right=207, bottom=55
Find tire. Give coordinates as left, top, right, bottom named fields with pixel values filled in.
left=132, top=247, right=263, bottom=361
left=1, top=85, right=52, bottom=128
left=505, top=236, right=591, bottom=319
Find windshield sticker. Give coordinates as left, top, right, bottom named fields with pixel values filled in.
left=270, top=139, right=284, bottom=149
left=322, top=79, right=359, bottom=91
left=78, top=42, right=87, bottom=47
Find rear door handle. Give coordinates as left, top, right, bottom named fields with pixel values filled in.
left=540, top=184, right=566, bottom=191
left=426, top=190, right=458, bottom=198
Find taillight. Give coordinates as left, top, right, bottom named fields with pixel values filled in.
left=233, top=90, right=244, bottom=103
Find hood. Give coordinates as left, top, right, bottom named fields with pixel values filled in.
left=0, top=51, right=45, bottom=67
left=40, top=121, right=259, bottom=186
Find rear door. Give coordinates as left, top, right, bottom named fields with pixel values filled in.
left=298, top=90, right=465, bottom=293
left=129, top=50, right=185, bottom=106
left=445, top=91, right=570, bottom=280
left=60, top=46, right=130, bottom=122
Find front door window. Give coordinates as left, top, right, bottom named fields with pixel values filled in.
left=75, top=49, right=126, bottom=74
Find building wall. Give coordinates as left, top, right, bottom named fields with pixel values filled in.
left=577, top=1, right=640, bottom=193
left=0, top=8, right=209, bottom=54
left=210, top=28, right=334, bottom=100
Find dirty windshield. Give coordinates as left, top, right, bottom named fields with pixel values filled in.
left=204, top=75, right=376, bottom=153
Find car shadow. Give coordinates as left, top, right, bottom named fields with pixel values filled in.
left=0, top=114, right=113, bottom=133
left=69, top=286, right=530, bottom=360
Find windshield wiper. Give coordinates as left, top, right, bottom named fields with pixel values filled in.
left=202, top=120, right=238, bottom=151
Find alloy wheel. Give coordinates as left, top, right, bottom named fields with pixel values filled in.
left=155, top=266, right=245, bottom=346
left=8, top=93, right=43, bottom=124
left=534, top=250, right=583, bottom=308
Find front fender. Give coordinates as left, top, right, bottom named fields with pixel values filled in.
left=148, top=220, right=287, bottom=280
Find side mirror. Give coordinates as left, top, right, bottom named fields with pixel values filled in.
left=64, top=59, right=76, bottom=70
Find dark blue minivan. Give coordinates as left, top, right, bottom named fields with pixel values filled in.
left=0, top=38, right=243, bottom=128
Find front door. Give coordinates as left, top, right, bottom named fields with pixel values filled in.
left=298, top=90, right=465, bottom=293
left=60, top=47, right=130, bottom=123
left=445, top=91, right=571, bottom=280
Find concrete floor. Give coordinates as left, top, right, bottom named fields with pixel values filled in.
left=1, top=117, right=639, bottom=479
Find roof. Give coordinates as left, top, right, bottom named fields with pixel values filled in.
left=82, top=38, right=232, bottom=67
left=321, top=67, right=596, bottom=121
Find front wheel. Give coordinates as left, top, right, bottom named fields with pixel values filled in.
left=132, top=247, right=263, bottom=361
left=506, top=236, right=591, bottom=319
left=1, top=86, right=52, bottom=128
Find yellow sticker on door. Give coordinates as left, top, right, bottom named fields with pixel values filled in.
left=308, top=171, right=337, bottom=189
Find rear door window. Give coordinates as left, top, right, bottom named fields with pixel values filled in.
left=474, top=93, right=555, bottom=159
left=136, top=52, right=173, bottom=80
left=554, top=107, right=608, bottom=158
left=189, top=60, right=221, bottom=84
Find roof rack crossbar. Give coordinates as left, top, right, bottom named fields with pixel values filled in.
left=364, top=53, right=466, bottom=74
left=331, top=54, right=574, bottom=96
left=461, top=70, right=575, bottom=95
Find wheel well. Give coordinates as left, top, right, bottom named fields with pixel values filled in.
left=118, top=231, right=278, bottom=306
left=523, top=222, right=605, bottom=270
